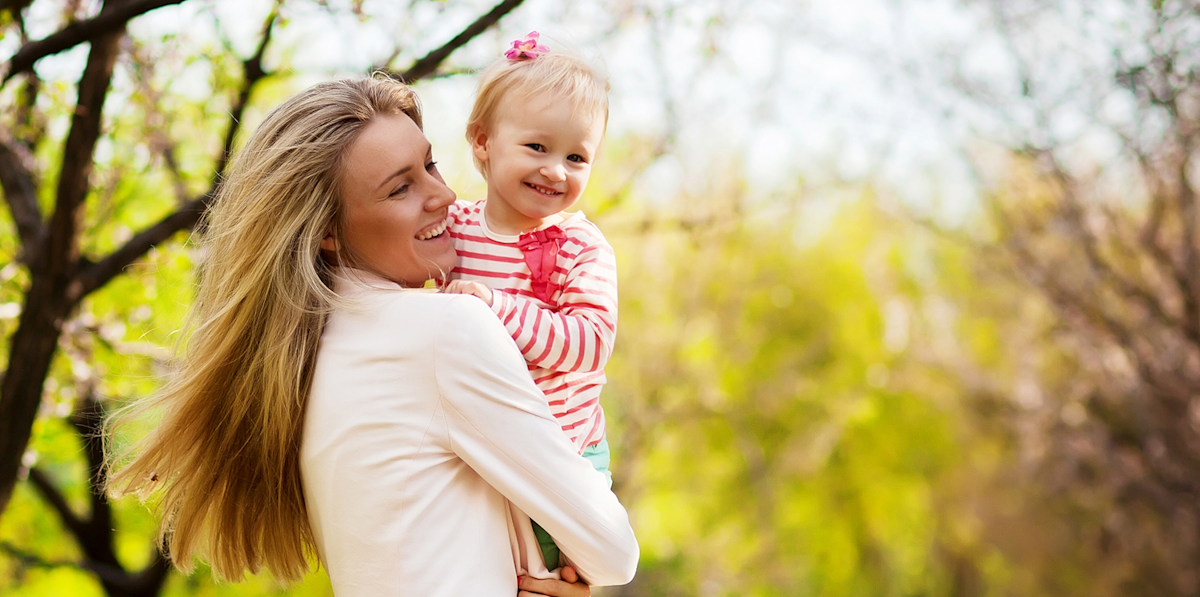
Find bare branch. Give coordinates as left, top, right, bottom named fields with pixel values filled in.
left=1174, top=143, right=1200, bottom=342
left=0, top=0, right=32, bottom=18
left=126, top=40, right=190, bottom=203
left=391, top=0, right=527, bottom=82
left=0, top=539, right=134, bottom=588
left=26, top=468, right=87, bottom=540
left=0, top=540, right=85, bottom=570
left=1031, top=147, right=1196, bottom=346
left=0, top=135, right=43, bottom=260
left=71, top=3, right=281, bottom=297
left=213, top=3, right=279, bottom=183
left=70, top=387, right=110, bottom=531
left=45, top=3, right=125, bottom=304
left=1, top=0, right=185, bottom=85
left=76, top=193, right=208, bottom=297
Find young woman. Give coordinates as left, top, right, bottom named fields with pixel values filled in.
left=106, top=77, right=638, bottom=597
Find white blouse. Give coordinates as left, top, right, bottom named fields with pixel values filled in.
left=301, top=270, right=639, bottom=596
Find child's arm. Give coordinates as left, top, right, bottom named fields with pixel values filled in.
left=447, top=241, right=617, bottom=373
left=494, top=240, right=617, bottom=373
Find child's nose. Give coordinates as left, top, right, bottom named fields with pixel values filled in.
left=542, top=162, right=566, bottom=182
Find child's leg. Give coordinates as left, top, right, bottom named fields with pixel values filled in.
left=534, top=438, right=613, bottom=569
left=531, top=523, right=561, bottom=570
left=580, top=437, right=612, bottom=488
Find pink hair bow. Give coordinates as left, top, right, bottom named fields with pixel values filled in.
left=505, top=31, right=549, bottom=61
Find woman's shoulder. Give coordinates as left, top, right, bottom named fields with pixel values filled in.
left=341, top=286, right=491, bottom=328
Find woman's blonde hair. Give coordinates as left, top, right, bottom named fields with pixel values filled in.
left=105, top=77, right=423, bottom=583
left=465, top=38, right=610, bottom=176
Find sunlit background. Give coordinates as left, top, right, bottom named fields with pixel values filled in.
left=2, top=0, right=1199, bottom=595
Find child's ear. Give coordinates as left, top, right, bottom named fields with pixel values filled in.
left=468, top=125, right=490, bottom=163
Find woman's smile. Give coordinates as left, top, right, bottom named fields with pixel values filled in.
left=416, top=216, right=451, bottom=241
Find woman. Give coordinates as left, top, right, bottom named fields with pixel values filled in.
left=106, top=77, right=638, bottom=596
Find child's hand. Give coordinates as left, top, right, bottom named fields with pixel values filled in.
left=443, top=280, right=494, bottom=307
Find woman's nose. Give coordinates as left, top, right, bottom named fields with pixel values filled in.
left=426, top=180, right=457, bottom=210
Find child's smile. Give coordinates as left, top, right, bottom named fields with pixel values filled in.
left=524, top=181, right=564, bottom=197
left=471, top=94, right=605, bottom=236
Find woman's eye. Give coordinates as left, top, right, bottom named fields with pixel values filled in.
left=526, top=143, right=544, bottom=152
left=389, top=184, right=409, bottom=197
left=426, top=161, right=438, bottom=172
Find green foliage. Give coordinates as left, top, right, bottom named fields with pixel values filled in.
left=595, top=192, right=988, bottom=596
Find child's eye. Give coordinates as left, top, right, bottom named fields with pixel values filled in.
left=567, top=154, right=586, bottom=163
left=426, top=161, right=438, bottom=172
left=525, top=143, right=544, bottom=152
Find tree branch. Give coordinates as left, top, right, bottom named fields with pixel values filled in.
left=0, top=135, right=43, bottom=261
left=74, top=2, right=281, bottom=297
left=212, top=2, right=279, bottom=183
left=0, top=539, right=134, bottom=588
left=1174, top=142, right=1200, bottom=343
left=1030, top=147, right=1196, bottom=346
left=76, top=192, right=209, bottom=297
left=391, top=0, right=527, bottom=82
left=26, top=468, right=87, bottom=540
left=0, top=0, right=32, bottom=19
left=70, top=387, right=111, bottom=538
left=1, top=0, right=185, bottom=85
left=127, top=40, right=190, bottom=203
left=0, top=539, right=84, bottom=570
left=45, top=0, right=126, bottom=304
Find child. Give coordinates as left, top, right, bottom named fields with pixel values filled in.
left=443, top=32, right=617, bottom=579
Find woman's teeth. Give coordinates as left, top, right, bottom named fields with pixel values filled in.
left=416, top=218, right=448, bottom=240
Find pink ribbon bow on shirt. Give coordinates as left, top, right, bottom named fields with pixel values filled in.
left=518, top=226, right=565, bottom=303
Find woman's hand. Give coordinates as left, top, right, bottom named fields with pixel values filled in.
left=517, top=566, right=590, bottom=597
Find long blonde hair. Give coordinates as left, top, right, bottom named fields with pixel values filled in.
left=105, top=77, right=423, bottom=583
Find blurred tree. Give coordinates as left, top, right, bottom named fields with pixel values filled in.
left=0, top=0, right=525, bottom=593
left=911, top=0, right=1200, bottom=593
left=580, top=167, right=1021, bottom=596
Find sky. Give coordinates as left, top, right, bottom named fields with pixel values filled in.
left=3, top=0, right=1124, bottom=226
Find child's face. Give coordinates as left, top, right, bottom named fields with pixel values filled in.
left=471, top=94, right=605, bottom=232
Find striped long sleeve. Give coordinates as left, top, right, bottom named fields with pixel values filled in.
left=490, top=240, right=617, bottom=374
left=448, top=200, right=616, bottom=451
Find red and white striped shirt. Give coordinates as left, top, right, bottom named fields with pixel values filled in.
left=448, top=200, right=617, bottom=453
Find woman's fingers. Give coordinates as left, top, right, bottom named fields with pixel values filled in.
left=517, top=573, right=590, bottom=597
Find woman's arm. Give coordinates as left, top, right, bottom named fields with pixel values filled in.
left=433, top=296, right=638, bottom=586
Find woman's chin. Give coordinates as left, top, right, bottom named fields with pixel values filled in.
left=415, top=236, right=456, bottom=280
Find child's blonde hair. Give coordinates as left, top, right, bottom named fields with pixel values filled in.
left=466, top=35, right=610, bottom=177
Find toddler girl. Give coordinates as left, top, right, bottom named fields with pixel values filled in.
left=443, top=32, right=617, bottom=580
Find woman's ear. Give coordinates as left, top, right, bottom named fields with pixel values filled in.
left=319, top=231, right=338, bottom=253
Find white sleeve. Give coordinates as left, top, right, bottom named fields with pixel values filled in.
left=432, top=296, right=639, bottom=586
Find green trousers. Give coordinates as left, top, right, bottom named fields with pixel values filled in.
left=531, top=438, right=612, bottom=570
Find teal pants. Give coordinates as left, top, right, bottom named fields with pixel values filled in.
left=532, top=438, right=612, bottom=570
